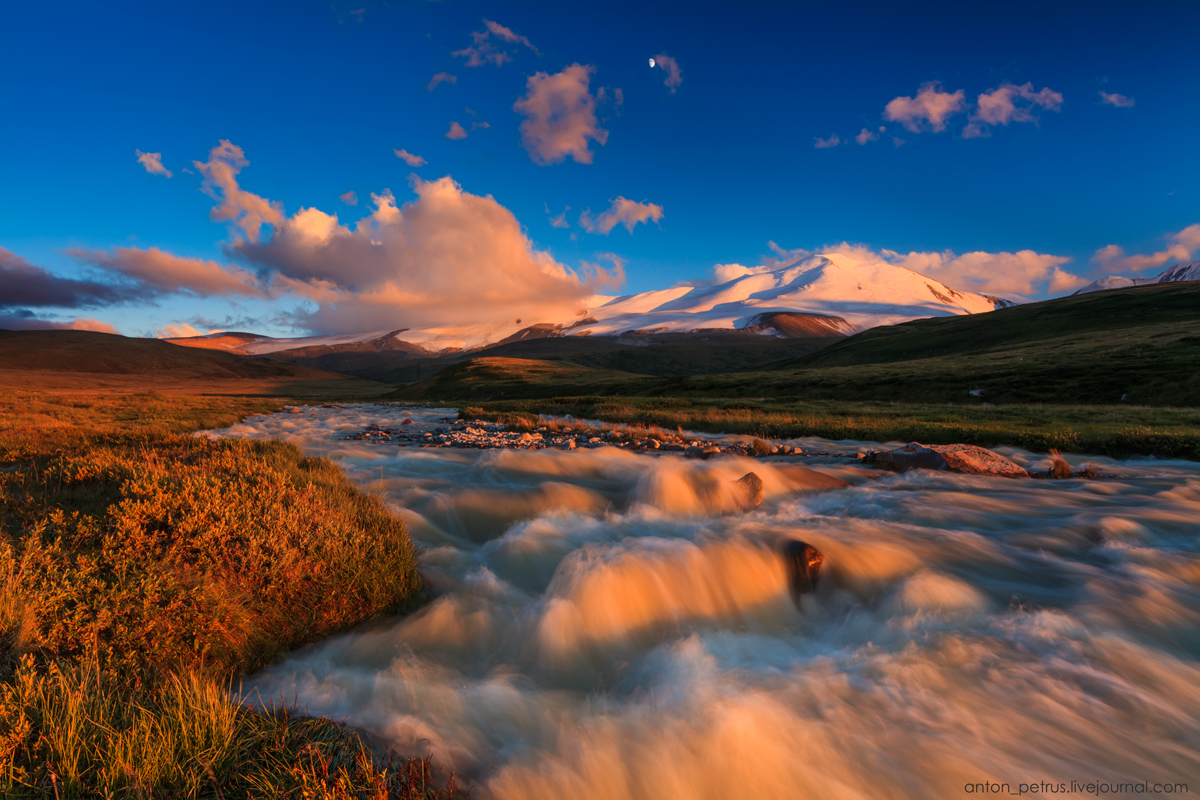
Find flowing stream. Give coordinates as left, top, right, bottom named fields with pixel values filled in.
left=205, top=404, right=1200, bottom=798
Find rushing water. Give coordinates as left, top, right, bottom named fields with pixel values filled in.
left=205, top=404, right=1200, bottom=799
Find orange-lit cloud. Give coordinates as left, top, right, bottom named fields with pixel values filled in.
left=1099, top=91, right=1135, bottom=108
left=963, top=82, right=1062, bottom=138
left=395, top=148, right=427, bottom=166
left=445, top=122, right=468, bottom=140
left=135, top=150, right=172, bottom=178
left=193, top=140, right=285, bottom=242
left=514, top=64, right=607, bottom=165
left=884, top=82, right=966, bottom=132
left=155, top=322, right=216, bottom=339
left=340, top=191, right=358, bottom=206
left=546, top=204, right=570, bottom=228
left=69, top=246, right=265, bottom=297
left=233, top=175, right=622, bottom=332
left=652, top=53, right=682, bottom=93
left=453, top=19, right=538, bottom=67
left=1092, top=223, right=1200, bottom=273
left=579, top=197, right=664, bottom=235
left=427, top=72, right=457, bottom=91
left=0, top=313, right=120, bottom=333
left=813, top=134, right=841, bottom=148
left=855, top=127, right=883, bottom=145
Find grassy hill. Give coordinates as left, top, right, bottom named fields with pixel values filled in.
left=0, top=330, right=392, bottom=397
left=392, top=282, right=1200, bottom=407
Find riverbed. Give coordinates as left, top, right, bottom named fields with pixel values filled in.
left=204, top=403, right=1200, bottom=799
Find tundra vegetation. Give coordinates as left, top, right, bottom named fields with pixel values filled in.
left=0, top=389, right=457, bottom=799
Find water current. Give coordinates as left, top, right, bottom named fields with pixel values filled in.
left=204, top=404, right=1200, bottom=799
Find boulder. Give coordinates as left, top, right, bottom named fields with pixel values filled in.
left=864, top=442, right=1028, bottom=478
left=782, top=540, right=824, bottom=603
left=733, top=472, right=764, bottom=508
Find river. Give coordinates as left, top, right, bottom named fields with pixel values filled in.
left=204, top=403, right=1200, bottom=799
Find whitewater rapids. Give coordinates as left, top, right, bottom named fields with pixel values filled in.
left=205, top=405, right=1200, bottom=798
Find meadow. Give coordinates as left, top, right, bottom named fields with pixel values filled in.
left=0, top=389, right=458, bottom=799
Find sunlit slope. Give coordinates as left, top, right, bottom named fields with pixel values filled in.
left=777, top=280, right=1200, bottom=370
left=396, top=282, right=1200, bottom=406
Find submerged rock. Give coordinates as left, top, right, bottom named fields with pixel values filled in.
left=733, top=472, right=764, bottom=509
left=782, top=540, right=824, bottom=603
left=864, top=442, right=1028, bottom=478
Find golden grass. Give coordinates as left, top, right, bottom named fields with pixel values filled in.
left=0, top=390, right=457, bottom=798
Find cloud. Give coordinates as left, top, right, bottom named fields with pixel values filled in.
left=513, top=64, right=608, bottom=165
left=855, top=127, right=883, bottom=145
left=156, top=322, right=215, bottom=339
left=761, top=240, right=1077, bottom=296
left=546, top=204, right=570, bottom=228
left=135, top=150, right=173, bottom=178
left=0, top=247, right=131, bottom=308
left=68, top=246, right=265, bottom=297
left=652, top=53, right=682, bottom=93
left=1099, top=91, right=1135, bottom=108
left=484, top=19, right=540, bottom=55
left=445, top=122, right=468, bottom=140
left=578, top=197, right=664, bottom=235
left=427, top=72, right=457, bottom=91
left=340, top=191, right=358, bottom=206
left=814, top=134, right=841, bottom=149
left=1091, top=223, right=1200, bottom=273
left=394, top=148, right=427, bottom=166
left=232, top=175, right=622, bottom=333
left=193, top=140, right=285, bottom=243
left=470, top=121, right=491, bottom=131
left=453, top=19, right=537, bottom=67
left=963, top=82, right=1063, bottom=138
left=0, top=311, right=119, bottom=333
left=884, top=82, right=966, bottom=133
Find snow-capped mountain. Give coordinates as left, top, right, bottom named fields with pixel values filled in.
left=167, top=252, right=1013, bottom=355
left=1073, top=260, right=1200, bottom=295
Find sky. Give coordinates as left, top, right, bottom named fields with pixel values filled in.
left=1, top=0, right=1198, bottom=338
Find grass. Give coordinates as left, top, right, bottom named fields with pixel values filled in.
left=390, top=282, right=1200, bottom=408
left=459, top=396, right=1200, bottom=459
left=0, top=390, right=457, bottom=798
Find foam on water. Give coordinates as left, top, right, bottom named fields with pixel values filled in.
left=204, top=405, right=1200, bottom=798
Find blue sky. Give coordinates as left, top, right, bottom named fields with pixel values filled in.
left=1, top=0, right=1197, bottom=337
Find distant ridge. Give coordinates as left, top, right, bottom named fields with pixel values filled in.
left=165, top=251, right=1011, bottom=357
left=1074, top=259, right=1200, bottom=295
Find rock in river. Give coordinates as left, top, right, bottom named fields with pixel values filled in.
left=864, top=442, right=1028, bottom=478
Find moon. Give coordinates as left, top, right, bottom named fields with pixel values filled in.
left=649, top=58, right=655, bottom=68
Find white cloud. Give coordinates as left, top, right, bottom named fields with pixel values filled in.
left=578, top=197, right=664, bottom=235
left=513, top=64, right=608, bottom=165
left=192, top=140, right=285, bottom=243
left=135, top=150, right=172, bottom=178
left=652, top=53, right=682, bottom=93
left=232, top=175, right=622, bottom=333
left=445, top=122, right=468, bottom=140
left=814, top=134, right=841, bottom=149
left=1092, top=223, right=1200, bottom=273
left=963, top=82, right=1062, bottom=138
left=1099, top=91, right=1135, bottom=108
left=394, top=148, right=427, bottom=166
left=884, top=82, right=966, bottom=133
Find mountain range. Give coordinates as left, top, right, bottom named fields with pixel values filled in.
left=1073, top=259, right=1200, bottom=295
left=167, top=252, right=1012, bottom=358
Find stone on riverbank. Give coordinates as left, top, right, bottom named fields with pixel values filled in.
left=864, top=442, right=1028, bottom=478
